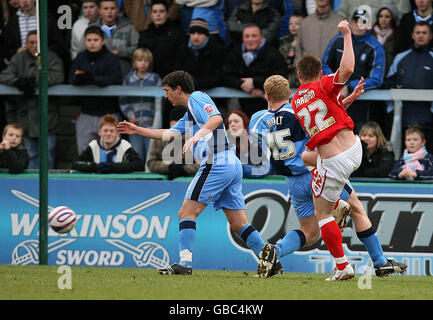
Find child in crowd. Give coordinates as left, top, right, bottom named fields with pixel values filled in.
left=279, top=12, right=303, bottom=87
left=120, top=48, right=162, bottom=164
left=71, top=114, right=144, bottom=173
left=352, top=121, right=395, bottom=178
left=0, top=123, right=29, bottom=173
left=70, top=0, right=100, bottom=60
left=69, top=25, right=123, bottom=155
left=389, top=126, right=433, bottom=180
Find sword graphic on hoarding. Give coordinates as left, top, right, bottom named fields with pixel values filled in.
left=11, top=189, right=171, bottom=214
left=121, top=192, right=171, bottom=214
left=11, top=189, right=54, bottom=211
left=11, top=238, right=76, bottom=265
left=105, top=239, right=170, bottom=268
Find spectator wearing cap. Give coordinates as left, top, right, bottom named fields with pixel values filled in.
left=337, top=0, right=410, bottom=25
left=395, top=0, right=433, bottom=54
left=175, top=18, right=226, bottom=90
left=322, top=10, right=386, bottom=133
left=176, top=0, right=227, bottom=44
left=176, top=18, right=228, bottom=116
left=146, top=106, right=200, bottom=179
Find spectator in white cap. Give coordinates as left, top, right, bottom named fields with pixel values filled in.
left=337, top=0, right=410, bottom=25
left=322, top=9, right=386, bottom=133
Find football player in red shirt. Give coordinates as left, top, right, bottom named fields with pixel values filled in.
left=292, top=20, right=363, bottom=280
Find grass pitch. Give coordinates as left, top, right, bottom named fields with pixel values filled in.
left=1, top=265, right=432, bottom=300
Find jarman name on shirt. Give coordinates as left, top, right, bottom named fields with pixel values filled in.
left=294, top=90, right=315, bottom=108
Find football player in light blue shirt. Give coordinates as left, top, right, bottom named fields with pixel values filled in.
left=117, top=71, right=268, bottom=275
left=246, top=75, right=329, bottom=278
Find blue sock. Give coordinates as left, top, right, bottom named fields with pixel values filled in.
left=275, top=230, right=306, bottom=259
left=238, top=224, right=265, bottom=256
left=178, top=219, right=196, bottom=268
left=357, top=227, right=387, bottom=267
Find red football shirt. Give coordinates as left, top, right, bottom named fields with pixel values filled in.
left=292, top=70, right=354, bottom=150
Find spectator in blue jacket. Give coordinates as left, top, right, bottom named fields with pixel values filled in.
left=322, top=9, right=386, bottom=133
left=69, top=26, right=123, bottom=154
left=386, top=21, right=433, bottom=154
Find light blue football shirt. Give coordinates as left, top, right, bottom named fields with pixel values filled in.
left=169, top=91, right=230, bottom=162
left=249, top=103, right=310, bottom=176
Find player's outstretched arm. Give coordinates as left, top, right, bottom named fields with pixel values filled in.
left=342, top=77, right=365, bottom=109
left=183, top=114, right=223, bottom=153
left=117, top=120, right=176, bottom=141
left=336, top=20, right=355, bottom=84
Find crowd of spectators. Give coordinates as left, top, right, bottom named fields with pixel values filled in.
left=0, top=0, right=432, bottom=180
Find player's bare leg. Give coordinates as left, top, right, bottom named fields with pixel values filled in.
left=346, top=191, right=371, bottom=232
left=224, top=208, right=268, bottom=271
left=223, top=208, right=249, bottom=234
left=225, top=208, right=285, bottom=278
left=346, top=191, right=407, bottom=276
left=178, top=199, right=207, bottom=220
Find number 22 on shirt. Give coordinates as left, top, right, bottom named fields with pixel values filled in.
left=296, top=99, right=335, bottom=138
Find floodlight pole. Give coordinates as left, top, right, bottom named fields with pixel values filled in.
left=37, top=0, right=49, bottom=265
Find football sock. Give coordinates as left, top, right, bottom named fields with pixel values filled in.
left=319, top=217, right=348, bottom=270
left=238, top=224, right=265, bottom=256
left=178, top=219, right=196, bottom=268
left=357, top=226, right=387, bottom=267
left=275, top=230, right=306, bottom=259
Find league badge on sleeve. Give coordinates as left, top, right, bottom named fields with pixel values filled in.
left=203, top=104, right=215, bottom=116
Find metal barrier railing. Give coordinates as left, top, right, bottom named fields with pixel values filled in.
left=1, top=84, right=433, bottom=158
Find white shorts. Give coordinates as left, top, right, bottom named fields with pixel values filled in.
left=312, top=136, right=362, bottom=202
